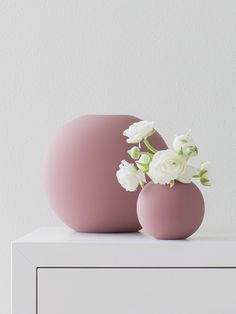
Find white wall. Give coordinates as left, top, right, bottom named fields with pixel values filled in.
left=0, top=1, right=235, bottom=313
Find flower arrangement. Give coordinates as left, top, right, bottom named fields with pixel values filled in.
left=116, top=121, right=214, bottom=192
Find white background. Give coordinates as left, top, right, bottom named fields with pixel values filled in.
left=0, top=1, right=235, bottom=313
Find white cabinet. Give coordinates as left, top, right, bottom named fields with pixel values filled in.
left=12, top=227, right=236, bottom=314
left=38, top=268, right=236, bottom=314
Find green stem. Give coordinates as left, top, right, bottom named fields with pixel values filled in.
left=143, top=138, right=158, bottom=154
left=140, top=151, right=153, bottom=157
left=140, top=181, right=144, bottom=189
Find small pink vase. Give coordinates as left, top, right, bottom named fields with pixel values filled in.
left=137, top=181, right=204, bottom=240
left=43, top=115, right=167, bottom=233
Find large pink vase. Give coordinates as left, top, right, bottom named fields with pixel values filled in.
left=137, top=181, right=204, bottom=239
left=43, top=115, right=167, bottom=233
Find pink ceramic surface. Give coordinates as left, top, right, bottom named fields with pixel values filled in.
left=44, top=115, right=167, bottom=232
left=137, top=181, right=204, bottom=239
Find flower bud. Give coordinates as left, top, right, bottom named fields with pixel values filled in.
left=128, top=146, right=140, bottom=159
left=136, top=154, right=151, bottom=172
left=199, top=161, right=214, bottom=186
left=185, top=145, right=198, bottom=157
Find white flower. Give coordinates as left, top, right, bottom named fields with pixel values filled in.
left=173, top=129, right=192, bottom=152
left=136, top=154, right=151, bottom=172
left=123, top=121, right=154, bottom=143
left=116, top=160, right=146, bottom=192
left=177, top=165, right=197, bottom=183
left=199, top=161, right=214, bottom=186
left=148, top=149, right=187, bottom=185
left=173, top=129, right=198, bottom=157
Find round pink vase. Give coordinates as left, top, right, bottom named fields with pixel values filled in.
left=137, top=181, right=204, bottom=240
left=43, top=115, right=167, bottom=233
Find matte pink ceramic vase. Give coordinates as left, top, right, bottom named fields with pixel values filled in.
left=43, top=115, right=167, bottom=233
left=137, top=181, right=204, bottom=240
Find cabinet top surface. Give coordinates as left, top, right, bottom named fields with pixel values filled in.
left=14, top=226, right=236, bottom=244
left=13, top=227, right=236, bottom=267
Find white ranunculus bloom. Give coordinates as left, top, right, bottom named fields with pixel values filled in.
left=148, top=149, right=187, bottom=185
left=199, top=161, right=214, bottom=186
left=123, top=121, right=154, bottom=143
left=177, top=165, right=197, bottom=183
left=173, top=129, right=198, bottom=157
left=136, top=154, right=151, bottom=171
left=116, top=160, right=146, bottom=192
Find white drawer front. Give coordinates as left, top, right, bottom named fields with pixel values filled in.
left=38, top=268, right=236, bottom=314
